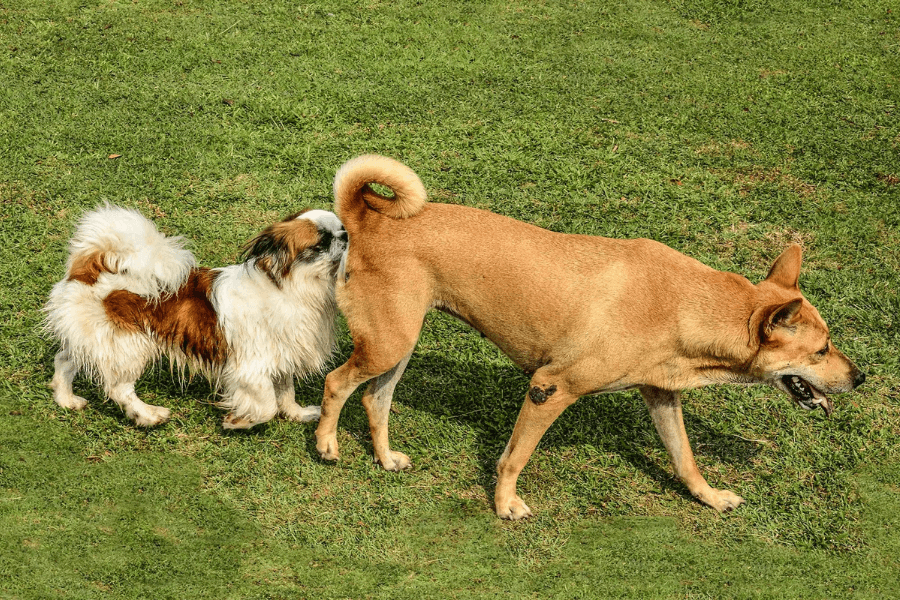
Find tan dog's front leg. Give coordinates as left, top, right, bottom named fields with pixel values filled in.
left=495, top=381, right=577, bottom=520
left=640, top=386, right=744, bottom=512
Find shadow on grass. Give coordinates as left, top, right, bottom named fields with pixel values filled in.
left=40, top=329, right=762, bottom=509
left=308, top=337, right=762, bottom=507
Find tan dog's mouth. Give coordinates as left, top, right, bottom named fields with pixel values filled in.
left=782, top=375, right=833, bottom=417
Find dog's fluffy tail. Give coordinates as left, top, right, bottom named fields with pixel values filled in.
left=332, top=155, right=427, bottom=224
left=64, top=204, right=196, bottom=297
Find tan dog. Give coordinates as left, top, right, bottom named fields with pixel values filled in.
left=316, top=155, right=865, bottom=519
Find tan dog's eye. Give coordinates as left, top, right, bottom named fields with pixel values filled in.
left=816, top=342, right=830, bottom=356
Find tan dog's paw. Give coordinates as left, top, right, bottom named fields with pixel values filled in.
left=316, top=436, right=340, bottom=461
left=701, top=488, right=745, bottom=512
left=375, top=450, right=411, bottom=471
left=496, top=495, right=533, bottom=520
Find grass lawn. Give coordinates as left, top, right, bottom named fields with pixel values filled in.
left=1, top=0, right=898, bottom=597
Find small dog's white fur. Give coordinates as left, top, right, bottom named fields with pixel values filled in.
left=44, top=204, right=346, bottom=428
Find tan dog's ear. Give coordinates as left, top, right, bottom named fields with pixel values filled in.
left=762, top=298, right=803, bottom=338
left=764, top=244, right=802, bottom=289
left=748, top=298, right=804, bottom=344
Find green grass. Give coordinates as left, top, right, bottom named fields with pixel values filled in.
left=1, top=0, right=899, bottom=597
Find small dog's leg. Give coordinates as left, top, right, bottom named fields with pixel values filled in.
left=50, top=349, right=88, bottom=410
left=495, top=379, right=578, bottom=520
left=222, top=377, right=279, bottom=429
left=360, top=352, right=413, bottom=471
left=274, top=374, right=321, bottom=422
left=108, top=382, right=171, bottom=427
left=640, top=386, right=744, bottom=512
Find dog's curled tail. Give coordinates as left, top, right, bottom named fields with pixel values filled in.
left=333, top=155, right=427, bottom=223
left=64, top=204, right=196, bottom=297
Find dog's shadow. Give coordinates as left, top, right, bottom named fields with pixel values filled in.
left=321, top=336, right=764, bottom=507
left=42, top=332, right=762, bottom=507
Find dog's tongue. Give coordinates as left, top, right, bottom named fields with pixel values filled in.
left=818, top=396, right=834, bottom=417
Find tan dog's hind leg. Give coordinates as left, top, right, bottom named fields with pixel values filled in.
left=360, top=352, right=414, bottom=471
left=316, top=359, right=372, bottom=461
left=318, top=286, right=426, bottom=464
left=495, top=379, right=578, bottom=520
left=640, top=386, right=744, bottom=512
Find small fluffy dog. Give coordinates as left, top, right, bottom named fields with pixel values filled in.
left=315, top=155, right=866, bottom=519
left=44, top=204, right=346, bottom=428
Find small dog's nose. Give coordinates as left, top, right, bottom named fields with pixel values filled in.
left=853, top=371, right=866, bottom=388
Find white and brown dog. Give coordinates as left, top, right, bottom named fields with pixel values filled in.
left=315, top=155, right=866, bottom=519
left=44, top=204, right=346, bottom=429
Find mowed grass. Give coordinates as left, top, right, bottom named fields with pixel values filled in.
left=1, top=0, right=899, bottom=597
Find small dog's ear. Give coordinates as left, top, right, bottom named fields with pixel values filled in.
left=764, top=244, right=802, bottom=289
left=242, top=219, right=320, bottom=286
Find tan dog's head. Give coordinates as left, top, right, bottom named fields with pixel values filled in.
left=748, top=245, right=865, bottom=416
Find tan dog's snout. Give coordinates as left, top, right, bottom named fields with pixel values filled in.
left=830, top=350, right=866, bottom=393
left=780, top=348, right=866, bottom=417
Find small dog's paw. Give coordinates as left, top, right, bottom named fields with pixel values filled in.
left=704, top=488, right=745, bottom=512
left=55, top=394, right=88, bottom=411
left=375, top=450, right=411, bottom=472
left=281, top=404, right=321, bottom=423
left=496, top=495, right=533, bottom=520
left=222, top=413, right=257, bottom=430
left=132, top=405, right=171, bottom=428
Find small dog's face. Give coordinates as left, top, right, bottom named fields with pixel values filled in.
left=297, top=209, right=348, bottom=267
left=748, top=246, right=865, bottom=416
left=243, top=209, right=347, bottom=285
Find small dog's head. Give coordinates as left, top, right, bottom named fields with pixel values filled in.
left=748, top=245, right=865, bottom=416
left=242, top=209, right=347, bottom=286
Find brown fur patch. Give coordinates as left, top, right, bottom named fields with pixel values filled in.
left=103, top=268, right=227, bottom=364
left=244, top=218, right=320, bottom=281
left=68, top=251, right=112, bottom=285
left=266, top=218, right=320, bottom=259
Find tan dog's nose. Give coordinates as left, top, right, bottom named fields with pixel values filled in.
left=853, top=371, right=866, bottom=388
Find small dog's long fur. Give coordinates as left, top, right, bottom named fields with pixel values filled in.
left=44, top=204, right=346, bottom=428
